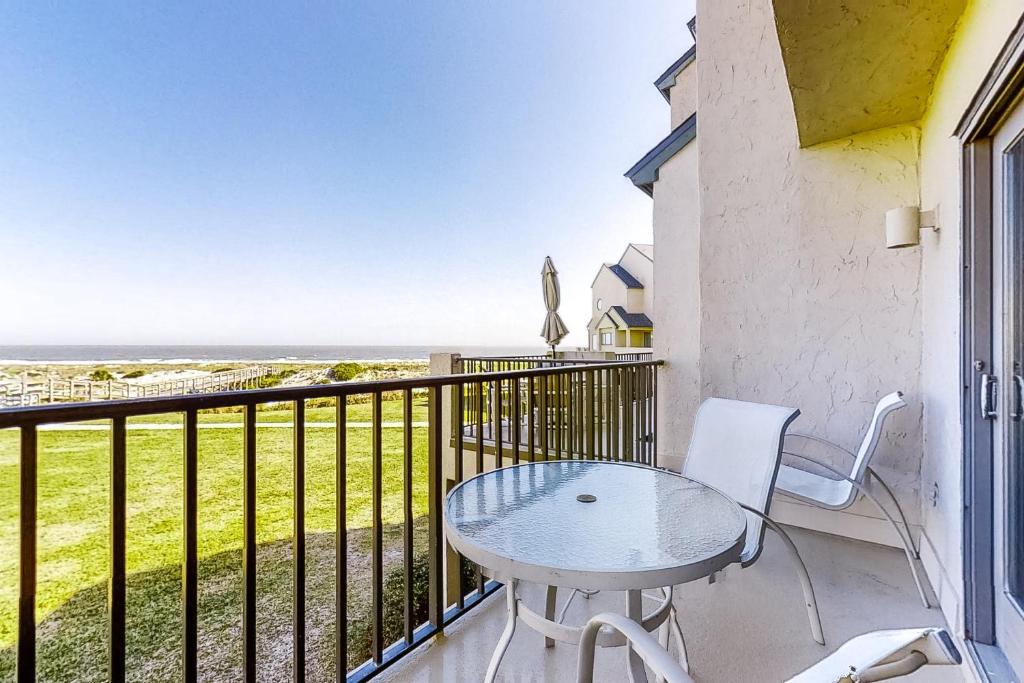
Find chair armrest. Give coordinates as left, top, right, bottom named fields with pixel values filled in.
left=576, top=612, right=694, bottom=683
left=786, top=432, right=858, bottom=460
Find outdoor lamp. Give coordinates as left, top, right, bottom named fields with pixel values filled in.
left=886, top=206, right=938, bottom=248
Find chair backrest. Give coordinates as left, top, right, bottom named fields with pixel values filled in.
left=849, top=391, right=906, bottom=483
left=682, top=398, right=800, bottom=566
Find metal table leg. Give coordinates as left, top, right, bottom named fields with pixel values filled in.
left=485, top=580, right=519, bottom=683
left=626, top=589, right=649, bottom=683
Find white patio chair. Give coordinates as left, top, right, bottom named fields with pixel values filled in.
left=774, top=391, right=933, bottom=608
left=576, top=615, right=961, bottom=683
left=675, top=398, right=825, bottom=644
left=787, top=626, right=962, bottom=682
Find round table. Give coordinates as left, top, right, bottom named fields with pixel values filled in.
left=444, top=461, right=747, bottom=683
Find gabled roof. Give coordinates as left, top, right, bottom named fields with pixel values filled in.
left=591, top=262, right=645, bottom=289
left=624, top=243, right=653, bottom=262
left=624, top=113, right=697, bottom=197
left=610, top=306, right=653, bottom=329
left=654, top=44, right=696, bottom=103
left=608, top=264, right=644, bottom=289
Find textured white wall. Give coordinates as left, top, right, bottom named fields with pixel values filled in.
left=670, top=63, right=697, bottom=130
left=653, top=143, right=701, bottom=472
left=695, top=0, right=924, bottom=523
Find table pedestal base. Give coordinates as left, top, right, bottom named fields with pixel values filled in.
left=484, top=581, right=677, bottom=683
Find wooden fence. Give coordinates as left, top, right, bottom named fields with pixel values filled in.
left=0, top=366, right=273, bottom=407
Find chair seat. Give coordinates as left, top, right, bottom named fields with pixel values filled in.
left=775, top=464, right=854, bottom=510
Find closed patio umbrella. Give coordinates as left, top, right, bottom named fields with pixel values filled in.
left=541, top=256, right=569, bottom=353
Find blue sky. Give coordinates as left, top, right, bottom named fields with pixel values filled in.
left=0, top=0, right=694, bottom=347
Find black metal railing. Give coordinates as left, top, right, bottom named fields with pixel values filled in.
left=0, top=359, right=660, bottom=683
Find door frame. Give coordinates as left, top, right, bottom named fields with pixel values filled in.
left=958, top=13, right=1024, bottom=680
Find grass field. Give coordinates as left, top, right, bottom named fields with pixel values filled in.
left=0, top=397, right=431, bottom=682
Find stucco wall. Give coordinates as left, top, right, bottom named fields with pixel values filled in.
left=917, top=0, right=1024, bottom=628
left=695, top=1, right=924, bottom=524
left=653, top=143, right=700, bottom=472
left=670, top=63, right=697, bottom=130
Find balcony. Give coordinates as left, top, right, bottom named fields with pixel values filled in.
left=0, top=355, right=962, bottom=682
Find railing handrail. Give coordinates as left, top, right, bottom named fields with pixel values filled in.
left=0, top=360, right=663, bottom=427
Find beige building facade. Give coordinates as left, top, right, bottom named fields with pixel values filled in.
left=586, top=244, right=654, bottom=352
left=632, top=2, right=1024, bottom=679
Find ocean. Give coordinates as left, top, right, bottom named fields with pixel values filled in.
left=0, top=345, right=548, bottom=364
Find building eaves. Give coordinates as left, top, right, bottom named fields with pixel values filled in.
left=624, top=113, right=697, bottom=197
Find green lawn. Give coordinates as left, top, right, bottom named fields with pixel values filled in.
left=0, top=397, right=431, bottom=682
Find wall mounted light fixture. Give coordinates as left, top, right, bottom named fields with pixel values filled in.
left=885, top=206, right=939, bottom=249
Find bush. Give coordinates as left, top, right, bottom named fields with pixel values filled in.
left=255, top=375, right=282, bottom=389
left=120, top=370, right=145, bottom=379
left=89, top=369, right=114, bottom=382
left=331, top=362, right=363, bottom=382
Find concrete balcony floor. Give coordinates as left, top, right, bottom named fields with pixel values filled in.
left=380, top=526, right=963, bottom=682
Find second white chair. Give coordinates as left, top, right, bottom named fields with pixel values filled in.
left=774, top=391, right=934, bottom=608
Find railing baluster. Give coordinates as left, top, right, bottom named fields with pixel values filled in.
left=293, top=400, right=306, bottom=682
left=494, top=378, right=503, bottom=469
left=585, top=371, right=595, bottom=460
left=243, top=405, right=257, bottom=683
left=371, top=391, right=384, bottom=664
left=475, top=381, right=484, bottom=476
left=539, top=375, right=548, bottom=459
left=652, top=365, right=659, bottom=468
left=611, top=369, right=620, bottom=461
left=511, top=377, right=520, bottom=465
left=527, top=376, right=536, bottom=461
left=555, top=374, right=562, bottom=460
left=402, top=388, right=414, bottom=644
left=455, top=384, right=466, bottom=611
left=18, top=425, right=37, bottom=683
left=636, top=367, right=644, bottom=464
left=566, top=372, right=573, bottom=458
left=183, top=409, right=198, bottom=683
left=623, top=368, right=630, bottom=462
left=335, top=398, right=348, bottom=681
left=577, top=371, right=585, bottom=457
left=110, top=416, right=127, bottom=683
left=427, top=386, right=444, bottom=628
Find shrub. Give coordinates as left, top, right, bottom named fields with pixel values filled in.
left=120, top=370, right=145, bottom=379
left=331, top=362, right=363, bottom=382
left=89, top=369, right=114, bottom=382
left=255, top=375, right=282, bottom=389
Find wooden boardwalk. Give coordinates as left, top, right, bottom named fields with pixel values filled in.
left=0, top=366, right=273, bottom=407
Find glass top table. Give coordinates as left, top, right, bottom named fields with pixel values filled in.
left=444, top=460, right=747, bottom=591
left=444, top=461, right=747, bottom=682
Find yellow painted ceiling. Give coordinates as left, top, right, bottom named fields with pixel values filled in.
left=773, top=0, right=966, bottom=147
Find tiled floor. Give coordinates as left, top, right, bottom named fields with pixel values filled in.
left=380, top=527, right=965, bottom=682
